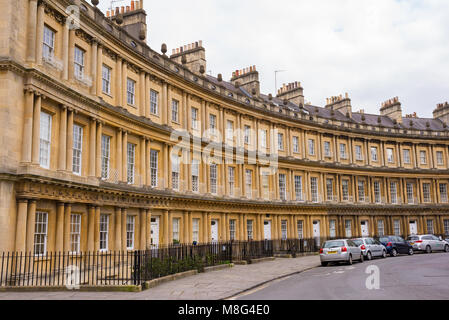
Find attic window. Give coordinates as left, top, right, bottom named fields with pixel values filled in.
left=174, top=67, right=179, bottom=73
left=193, top=76, right=198, bottom=82
left=130, top=41, right=137, bottom=48
left=211, top=85, right=216, bottom=90
left=228, top=92, right=234, bottom=98
left=80, top=4, right=88, bottom=12
left=245, top=99, right=250, bottom=104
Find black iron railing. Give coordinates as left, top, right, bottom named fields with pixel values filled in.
left=0, top=239, right=325, bottom=288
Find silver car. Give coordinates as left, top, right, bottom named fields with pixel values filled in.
left=352, top=237, right=387, bottom=260
left=407, top=235, right=449, bottom=253
left=320, top=239, right=364, bottom=266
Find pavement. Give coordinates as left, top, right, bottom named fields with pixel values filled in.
left=0, top=255, right=320, bottom=300
left=237, top=252, right=449, bottom=300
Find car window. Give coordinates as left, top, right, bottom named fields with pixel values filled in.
left=431, top=236, right=440, bottom=241
left=395, top=236, right=404, bottom=243
left=423, top=236, right=432, bottom=240
left=352, top=239, right=363, bottom=246
left=324, top=241, right=345, bottom=248
left=379, top=237, right=389, bottom=243
left=408, top=236, right=419, bottom=241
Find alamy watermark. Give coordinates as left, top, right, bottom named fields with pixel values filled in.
left=365, top=265, right=380, bottom=290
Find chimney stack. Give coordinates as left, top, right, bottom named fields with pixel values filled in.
left=325, top=93, right=352, bottom=117
left=109, top=1, right=148, bottom=42
left=433, top=101, right=449, bottom=126
left=276, top=81, right=304, bottom=106
left=230, top=65, right=260, bottom=96
left=380, top=97, right=402, bottom=124
left=170, top=41, right=206, bottom=76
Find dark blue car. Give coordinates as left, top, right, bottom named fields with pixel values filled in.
left=378, top=236, right=414, bottom=257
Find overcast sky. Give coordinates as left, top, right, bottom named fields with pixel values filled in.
left=98, top=0, right=449, bottom=118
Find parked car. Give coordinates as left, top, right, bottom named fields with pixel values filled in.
left=407, top=235, right=449, bottom=253
left=320, top=239, right=364, bottom=266
left=352, top=237, right=387, bottom=260
left=377, top=236, right=414, bottom=257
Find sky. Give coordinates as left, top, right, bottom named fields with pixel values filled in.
left=98, top=0, right=449, bottom=118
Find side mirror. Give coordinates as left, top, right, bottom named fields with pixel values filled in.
left=439, top=236, right=443, bottom=241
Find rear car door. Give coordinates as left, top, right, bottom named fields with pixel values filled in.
left=395, top=236, right=408, bottom=254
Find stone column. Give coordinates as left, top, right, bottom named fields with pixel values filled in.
left=140, top=71, right=146, bottom=117
left=68, top=29, right=75, bottom=80
left=62, top=24, right=69, bottom=80
left=96, top=121, right=102, bottom=178
left=116, top=129, right=122, bottom=181
left=164, top=210, right=170, bottom=245
left=146, top=138, right=151, bottom=186
left=22, top=89, right=34, bottom=163
left=183, top=92, right=188, bottom=130
left=116, top=56, right=122, bottom=106
left=146, top=210, right=152, bottom=249
left=89, top=118, right=96, bottom=177
left=90, top=40, right=98, bottom=95
left=167, top=84, right=172, bottom=127
left=94, top=207, right=101, bottom=252
left=25, top=200, right=37, bottom=253
left=88, top=206, right=95, bottom=252
left=140, top=209, right=147, bottom=250
left=140, top=136, right=147, bottom=186
left=35, top=1, right=45, bottom=64
left=114, top=207, right=122, bottom=251
left=202, top=212, right=208, bottom=243
left=145, top=74, right=150, bottom=118
left=15, top=199, right=29, bottom=253
left=66, top=109, right=74, bottom=172
left=63, top=204, right=72, bottom=252
left=31, top=94, right=42, bottom=165
left=122, top=61, right=128, bottom=107
left=96, top=42, right=103, bottom=96
left=58, top=106, right=67, bottom=171
left=121, top=208, right=127, bottom=251
left=55, top=202, right=65, bottom=253
left=162, top=82, right=168, bottom=125
left=184, top=212, right=190, bottom=244
left=122, top=131, right=128, bottom=183
left=27, top=0, right=38, bottom=62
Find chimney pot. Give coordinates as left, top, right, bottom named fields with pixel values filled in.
left=131, top=1, right=135, bottom=10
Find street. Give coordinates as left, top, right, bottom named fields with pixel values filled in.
left=236, top=253, right=449, bottom=300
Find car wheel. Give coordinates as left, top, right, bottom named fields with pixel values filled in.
left=391, top=248, right=398, bottom=257
left=367, top=251, right=373, bottom=261
left=382, top=250, right=387, bottom=258
left=359, top=253, right=364, bottom=263
left=444, top=245, right=449, bottom=253
left=321, top=262, right=328, bottom=267
left=347, top=255, right=353, bottom=265
left=425, top=246, right=432, bottom=254
left=408, top=248, right=414, bottom=256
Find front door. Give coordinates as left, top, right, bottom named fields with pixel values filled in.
left=361, top=221, right=369, bottom=237
left=313, top=221, right=321, bottom=247
left=211, top=220, right=219, bottom=242
left=409, top=221, right=418, bottom=235
left=151, top=217, right=160, bottom=248
left=264, top=221, right=272, bottom=240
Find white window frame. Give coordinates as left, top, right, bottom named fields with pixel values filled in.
left=422, top=183, right=431, bottom=203
left=297, top=220, right=304, bottom=239
left=127, top=143, right=136, bottom=184
left=244, top=125, right=251, bottom=145
left=324, top=141, right=331, bottom=157
left=102, top=64, right=111, bottom=95
left=326, top=179, right=334, bottom=201
left=101, top=135, right=111, bottom=180
left=374, top=181, right=381, bottom=203
left=226, top=120, right=234, bottom=141
left=209, top=114, right=217, bottom=133
left=390, top=182, right=398, bottom=204
left=171, top=99, right=179, bottom=123
left=340, top=143, right=347, bottom=159
left=127, top=78, right=136, bottom=105
left=420, top=151, right=427, bottom=164
left=210, top=164, right=217, bottom=194
left=229, top=220, right=236, bottom=240
left=43, top=25, right=55, bottom=60
left=99, top=215, right=109, bottom=252
left=34, top=212, right=48, bottom=256
left=371, top=147, right=378, bottom=162
left=439, top=183, right=448, bottom=203
left=39, top=112, right=52, bottom=169
left=192, top=219, right=200, bottom=243
left=377, top=220, right=385, bottom=236
left=74, top=46, right=85, bottom=79
left=70, top=214, right=82, bottom=254
left=281, top=220, right=288, bottom=240
left=278, top=133, right=284, bottom=151
left=172, top=155, right=180, bottom=191
left=172, top=218, right=180, bottom=243
left=329, top=220, right=336, bottom=238
left=150, top=150, right=159, bottom=188
left=406, top=183, right=414, bottom=204
left=387, top=148, right=394, bottom=163
left=345, top=220, right=352, bottom=238
left=358, top=180, right=365, bottom=202
left=245, top=169, right=253, bottom=198
left=436, top=151, right=444, bottom=165
left=310, top=177, right=318, bottom=202
left=394, top=220, right=401, bottom=236
left=191, top=107, right=198, bottom=130
left=426, top=219, right=434, bottom=234
left=228, top=166, right=235, bottom=196
left=191, top=159, right=199, bottom=192
left=279, top=174, right=287, bottom=200
left=293, top=136, right=299, bottom=153
left=150, top=90, right=159, bottom=115
left=72, top=124, right=83, bottom=175
left=342, top=179, right=349, bottom=201
left=294, top=175, right=303, bottom=201
left=126, top=215, right=135, bottom=250
left=355, top=145, right=363, bottom=161
left=403, top=149, right=411, bottom=164
left=247, top=220, right=254, bottom=240
left=308, top=139, right=315, bottom=156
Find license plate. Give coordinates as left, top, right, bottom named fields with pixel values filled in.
left=327, top=251, right=337, bottom=254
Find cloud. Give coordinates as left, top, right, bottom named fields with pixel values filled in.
left=98, top=0, right=449, bottom=118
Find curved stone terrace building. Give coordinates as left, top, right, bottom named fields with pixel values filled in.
left=0, top=0, right=449, bottom=254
